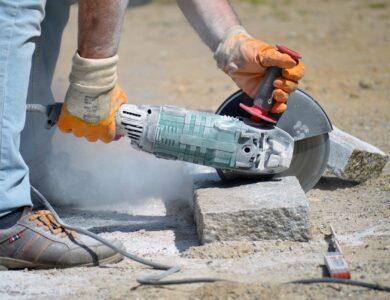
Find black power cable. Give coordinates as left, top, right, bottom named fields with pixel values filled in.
left=289, top=278, right=390, bottom=292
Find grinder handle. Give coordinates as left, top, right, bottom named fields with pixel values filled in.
left=253, top=67, right=282, bottom=110
left=253, top=45, right=302, bottom=111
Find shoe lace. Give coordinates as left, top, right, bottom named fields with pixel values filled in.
left=29, top=210, right=76, bottom=239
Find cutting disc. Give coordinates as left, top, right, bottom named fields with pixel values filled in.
left=275, top=134, right=329, bottom=191
left=215, top=90, right=330, bottom=192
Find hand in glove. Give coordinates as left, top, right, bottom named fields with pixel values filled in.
left=214, top=26, right=304, bottom=114
left=58, top=54, right=128, bottom=143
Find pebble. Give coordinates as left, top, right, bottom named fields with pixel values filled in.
left=349, top=92, right=359, bottom=98
left=309, top=197, right=321, bottom=203
left=359, top=79, right=374, bottom=89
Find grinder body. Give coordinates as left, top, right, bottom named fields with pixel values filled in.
left=116, top=104, right=294, bottom=175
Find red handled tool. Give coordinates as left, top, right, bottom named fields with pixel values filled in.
left=324, top=225, right=351, bottom=279
left=240, top=45, right=302, bottom=124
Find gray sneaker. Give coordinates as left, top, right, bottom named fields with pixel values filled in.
left=0, top=207, right=123, bottom=269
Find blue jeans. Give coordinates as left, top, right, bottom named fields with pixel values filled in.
left=0, top=0, right=71, bottom=216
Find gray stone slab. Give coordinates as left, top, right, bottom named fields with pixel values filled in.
left=327, top=127, right=389, bottom=182
left=194, top=176, right=310, bottom=244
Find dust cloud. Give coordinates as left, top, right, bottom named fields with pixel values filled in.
left=26, top=130, right=194, bottom=208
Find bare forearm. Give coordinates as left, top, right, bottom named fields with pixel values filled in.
left=78, top=0, right=128, bottom=58
left=177, top=0, right=241, bottom=51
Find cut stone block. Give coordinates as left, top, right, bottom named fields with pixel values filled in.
left=327, top=127, right=389, bottom=182
left=194, top=176, right=310, bottom=244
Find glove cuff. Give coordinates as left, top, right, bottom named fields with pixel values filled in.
left=64, top=53, right=119, bottom=123
left=220, top=25, right=251, bottom=42
left=213, top=26, right=251, bottom=72
left=69, top=53, right=118, bottom=94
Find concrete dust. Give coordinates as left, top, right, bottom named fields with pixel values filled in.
left=181, top=239, right=326, bottom=260
left=1, top=0, right=390, bottom=299
left=32, top=131, right=193, bottom=207
left=337, top=224, right=390, bottom=247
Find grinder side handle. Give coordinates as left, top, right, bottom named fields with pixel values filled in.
left=254, top=45, right=302, bottom=113
left=253, top=67, right=282, bottom=110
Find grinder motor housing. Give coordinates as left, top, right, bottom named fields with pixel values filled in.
left=117, top=104, right=294, bottom=175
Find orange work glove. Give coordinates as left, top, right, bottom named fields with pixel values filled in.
left=57, top=53, right=128, bottom=143
left=214, top=26, right=305, bottom=114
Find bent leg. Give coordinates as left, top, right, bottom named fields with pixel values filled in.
left=0, top=0, right=46, bottom=215
left=21, top=0, right=72, bottom=188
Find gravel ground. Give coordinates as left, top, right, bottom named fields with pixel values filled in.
left=1, top=0, right=389, bottom=299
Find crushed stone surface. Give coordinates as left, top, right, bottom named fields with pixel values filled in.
left=1, top=0, right=390, bottom=299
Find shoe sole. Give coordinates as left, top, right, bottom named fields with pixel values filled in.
left=0, top=253, right=123, bottom=270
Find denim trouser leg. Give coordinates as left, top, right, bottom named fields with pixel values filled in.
left=21, top=0, right=71, bottom=187
left=0, top=0, right=47, bottom=216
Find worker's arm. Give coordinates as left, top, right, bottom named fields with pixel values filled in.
left=177, top=0, right=304, bottom=113
left=176, top=0, right=240, bottom=51
left=78, top=0, right=127, bottom=58
left=58, top=0, right=129, bottom=143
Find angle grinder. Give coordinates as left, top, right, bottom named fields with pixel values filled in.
left=27, top=46, right=332, bottom=192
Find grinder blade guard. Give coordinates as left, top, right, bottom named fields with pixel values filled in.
left=215, top=89, right=332, bottom=192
